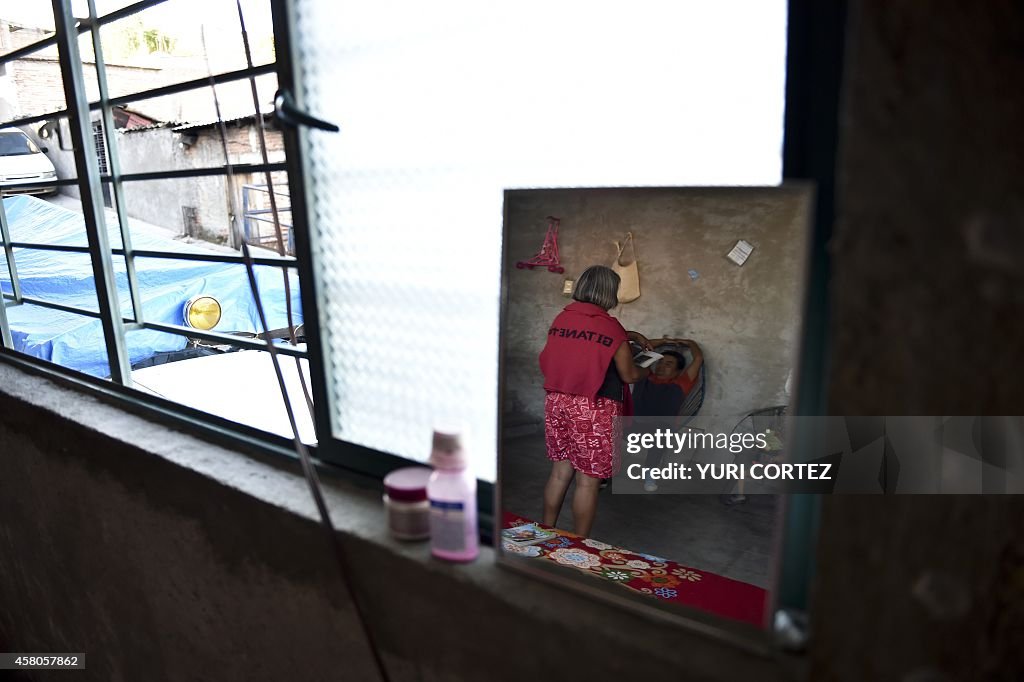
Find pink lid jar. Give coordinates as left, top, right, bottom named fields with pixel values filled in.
left=383, top=467, right=433, bottom=541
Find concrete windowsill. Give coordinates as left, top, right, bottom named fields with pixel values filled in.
left=0, top=360, right=801, bottom=680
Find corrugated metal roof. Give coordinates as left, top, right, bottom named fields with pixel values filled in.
left=170, top=111, right=275, bottom=133
left=116, top=110, right=275, bottom=135
left=118, top=121, right=185, bottom=134
left=118, top=105, right=161, bottom=122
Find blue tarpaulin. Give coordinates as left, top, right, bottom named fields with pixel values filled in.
left=0, top=195, right=303, bottom=377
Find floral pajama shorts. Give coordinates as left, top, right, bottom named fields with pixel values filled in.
left=543, top=391, right=623, bottom=478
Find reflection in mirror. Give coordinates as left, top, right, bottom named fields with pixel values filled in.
left=499, top=186, right=812, bottom=630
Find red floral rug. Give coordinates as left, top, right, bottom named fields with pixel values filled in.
left=503, top=513, right=767, bottom=627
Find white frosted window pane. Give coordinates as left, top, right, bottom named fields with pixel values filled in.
left=295, top=1, right=788, bottom=482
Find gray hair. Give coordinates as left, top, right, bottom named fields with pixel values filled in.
left=572, top=265, right=620, bottom=311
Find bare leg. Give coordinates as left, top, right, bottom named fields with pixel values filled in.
left=721, top=472, right=747, bottom=505
left=572, top=472, right=602, bottom=537
left=542, top=459, right=575, bottom=528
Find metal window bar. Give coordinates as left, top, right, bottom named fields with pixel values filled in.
left=0, top=0, right=330, bottom=493
left=0, top=0, right=329, bottom=507
left=0, top=166, right=17, bottom=348
left=5, top=242, right=91, bottom=255
left=242, top=183, right=293, bottom=253
left=0, top=2, right=305, bottom=379
left=0, top=66, right=277, bottom=133
left=5, top=234, right=298, bottom=264
left=268, top=0, right=334, bottom=453
left=242, top=185, right=290, bottom=200
left=0, top=195, right=22, bottom=305
left=86, top=0, right=142, bottom=328
left=2, top=239, right=299, bottom=324
left=1, top=289, right=307, bottom=359
left=132, top=321, right=307, bottom=358
left=0, top=164, right=287, bottom=214
left=4, top=294, right=102, bottom=319
left=4, top=266, right=299, bottom=321
left=0, top=2, right=284, bottom=362
left=128, top=249, right=296, bottom=267
left=104, top=63, right=277, bottom=110
left=51, top=0, right=130, bottom=384
left=245, top=214, right=296, bottom=255
left=0, top=1, right=322, bottom=456
left=0, top=348, right=313, bottom=467
left=0, top=283, right=10, bottom=347
left=109, top=163, right=287, bottom=183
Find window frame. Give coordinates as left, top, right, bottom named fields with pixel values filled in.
left=267, top=0, right=497, bottom=523
left=0, top=0, right=496, bottom=530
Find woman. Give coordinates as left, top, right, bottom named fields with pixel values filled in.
left=538, top=265, right=650, bottom=537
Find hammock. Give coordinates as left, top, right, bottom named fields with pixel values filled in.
left=652, top=342, right=706, bottom=427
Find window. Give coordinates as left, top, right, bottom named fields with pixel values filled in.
left=0, top=1, right=311, bottom=446
left=0, top=130, right=41, bottom=155
left=293, top=0, right=788, bottom=483
left=1, top=0, right=789, bottom=498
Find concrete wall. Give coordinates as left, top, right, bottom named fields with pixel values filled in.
left=30, top=122, right=287, bottom=244
left=116, top=127, right=235, bottom=242
left=116, top=126, right=286, bottom=242
left=807, top=1, right=1024, bottom=680
left=503, top=187, right=809, bottom=425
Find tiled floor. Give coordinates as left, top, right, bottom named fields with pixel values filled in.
left=501, top=433, right=778, bottom=588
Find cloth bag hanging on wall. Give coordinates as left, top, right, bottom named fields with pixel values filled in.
left=612, top=232, right=641, bottom=303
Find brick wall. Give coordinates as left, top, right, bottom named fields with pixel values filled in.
left=10, top=57, right=176, bottom=121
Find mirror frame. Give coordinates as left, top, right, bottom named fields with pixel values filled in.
left=495, top=182, right=818, bottom=652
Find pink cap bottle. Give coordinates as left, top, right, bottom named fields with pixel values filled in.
left=427, top=428, right=479, bottom=562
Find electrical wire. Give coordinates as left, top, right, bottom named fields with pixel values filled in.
left=232, top=0, right=315, bottom=422
left=201, top=7, right=391, bottom=680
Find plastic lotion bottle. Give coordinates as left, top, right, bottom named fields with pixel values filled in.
left=427, top=429, right=479, bottom=562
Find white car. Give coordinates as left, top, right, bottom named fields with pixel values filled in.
left=0, top=129, right=58, bottom=196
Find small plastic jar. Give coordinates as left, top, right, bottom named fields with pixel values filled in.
left=383, top=467, right=432, bottom=541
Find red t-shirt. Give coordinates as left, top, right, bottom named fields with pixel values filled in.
left=649, top=372, right=696, bottom=394
left=539, top=302, right=628, bottom=401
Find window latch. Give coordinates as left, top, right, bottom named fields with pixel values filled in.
left=274, top=90, right=339, bottom=132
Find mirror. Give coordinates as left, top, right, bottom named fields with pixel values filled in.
left=498, top=185, right=813, bottom=633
